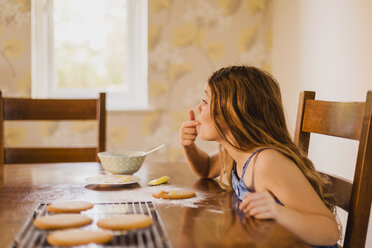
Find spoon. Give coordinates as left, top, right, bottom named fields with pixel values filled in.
left=144, top=144, right=166, bottom=156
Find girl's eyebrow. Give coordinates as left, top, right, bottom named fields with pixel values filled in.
left=204, top=90, right=209, bottom=97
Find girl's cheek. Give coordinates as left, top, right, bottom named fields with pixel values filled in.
left=201, top=109, right=206, bottom=120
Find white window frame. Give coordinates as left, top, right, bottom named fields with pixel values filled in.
left=31, top=0, right=148, bottom=111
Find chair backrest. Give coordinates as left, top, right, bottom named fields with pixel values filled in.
left=0, top=92, right=106, bottom=164
left=294, top=91, right=372, bottom=248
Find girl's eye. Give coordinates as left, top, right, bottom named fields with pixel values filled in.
left=202, top=99, right=207, bottom=104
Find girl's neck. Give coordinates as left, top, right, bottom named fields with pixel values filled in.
left=221, top=142, right=252, bottom=170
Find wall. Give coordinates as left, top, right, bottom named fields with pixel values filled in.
left=0, top=0, right=272, bottom=163
left=0, top=0, right=31, bottom=96
left=271, top=0, right=372, bottom=246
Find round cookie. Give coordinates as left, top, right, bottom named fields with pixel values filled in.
left=33, top=214, right=92, bottom=230
left=46, top=201, right=93, bottom=213
left=97, top=214, right=153, bottom=231
left=152, top=190, right=196, bottom=199
left=47, top=229, right=112, bottom=246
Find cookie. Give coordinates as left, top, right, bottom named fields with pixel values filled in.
left=152, top=190, right=196, bottom=199
left=97, top=214, right=153, bottom=230
left=33, top=214, right=92, bottom=230
left=47, top=229, right=112, bottom=246
left=46, top=201, right=93, bottom=213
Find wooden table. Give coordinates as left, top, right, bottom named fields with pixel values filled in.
left=0, top=162, right=309, bottom=248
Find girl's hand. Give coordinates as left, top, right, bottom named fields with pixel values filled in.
left=179, top=110, right=200, bottom=148
left=239, top=191, right=279, bottom=220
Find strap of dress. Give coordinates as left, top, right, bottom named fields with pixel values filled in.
left=240, top=148, right=271, bottom=181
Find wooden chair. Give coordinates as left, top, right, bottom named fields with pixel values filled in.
left=0, top=92, right=106, bottom=164
left=294, top=91, right=372, bottom=248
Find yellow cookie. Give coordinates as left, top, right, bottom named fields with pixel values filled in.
left=46, top=201, right=93, bottom=213
left=97, top=214, right=153, bottom=231
left=47, top=229, right=112, bottom=246
left=152, top=190, right=196, bottom=199
left=33, top=214, right=92, bottom=230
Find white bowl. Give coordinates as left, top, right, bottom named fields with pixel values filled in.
left=97, top=151, right=147, bottom=174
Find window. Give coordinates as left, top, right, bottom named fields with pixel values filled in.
left=31, top=0, right=148, bottom=110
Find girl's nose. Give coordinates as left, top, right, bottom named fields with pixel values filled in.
left=196, top=102, right=202, bottom=113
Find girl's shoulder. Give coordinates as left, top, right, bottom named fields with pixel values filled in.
left=253, top=148, right=293, bottom=168
left=253, top=148, right=303, bottom=188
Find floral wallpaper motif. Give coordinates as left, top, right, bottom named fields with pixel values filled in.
left=0, top=0, right=30, bottom=80
left=0, top=0, right=272, bottom=163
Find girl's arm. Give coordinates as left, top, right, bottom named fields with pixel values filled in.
left=183, top=145, right=221, bottom=178
left=239, top=149, right=340, bottom=246
left=179, top=110, right=221, bottom=178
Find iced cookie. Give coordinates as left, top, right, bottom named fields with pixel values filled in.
left=97, top=214, right=153, bottom=231
left=152, top=190, right=196, bottom=199
left=33, top=214, right=92, bottom=230
left=47, top=229, right=112, bottom=246
left=46, top=201, right=93, bottom=213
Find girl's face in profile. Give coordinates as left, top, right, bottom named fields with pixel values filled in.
left=196, top=83, right=221, bottom=141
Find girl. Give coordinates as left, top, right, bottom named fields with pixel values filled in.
left=179, top=66, right=340, bottom=247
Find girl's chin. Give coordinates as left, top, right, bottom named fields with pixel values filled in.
left=199, top=134, right=216, bottom=141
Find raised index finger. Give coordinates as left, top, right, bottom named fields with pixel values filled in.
left=189, top=110, right=195, bottom=121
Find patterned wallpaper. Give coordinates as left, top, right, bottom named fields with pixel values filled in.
left=0, top=0, right=272, bottom=162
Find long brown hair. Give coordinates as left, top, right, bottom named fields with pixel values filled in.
left=208, top=65, right=335, bottom=212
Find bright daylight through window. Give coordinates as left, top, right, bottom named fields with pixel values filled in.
left=32, top=0, right=148, bottom=110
